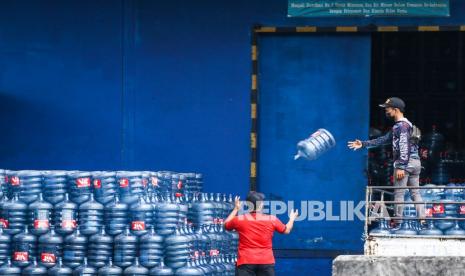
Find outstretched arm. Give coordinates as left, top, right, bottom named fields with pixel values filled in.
left=362, top=131, right=392, bottom=149
left=348, top=131, right=392, bottom=151
left=224, top=196, right=241, bottom=225
left=283, top=209, right=299, bottom=234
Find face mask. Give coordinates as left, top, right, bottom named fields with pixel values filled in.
left=385, top=111, right=395, bottom=121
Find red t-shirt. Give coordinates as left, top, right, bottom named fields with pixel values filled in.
left=224, top=212, right=286, bottom=266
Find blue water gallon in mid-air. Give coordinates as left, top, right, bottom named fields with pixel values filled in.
left=294, top=129, right=336, bottom=160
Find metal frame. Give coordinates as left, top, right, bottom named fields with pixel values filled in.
left=250, top=24, right=465, bottom=191
left=366, top=185, right=465, bottom=240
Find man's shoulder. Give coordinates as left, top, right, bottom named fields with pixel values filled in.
left=237, top=213, right=275, bottom=221
left=393, top=121, right=411, bottom=131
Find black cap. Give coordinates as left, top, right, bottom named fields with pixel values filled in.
left=246, top=191, right=265, bottom=211
left=379, top=97, right=405, bottom=111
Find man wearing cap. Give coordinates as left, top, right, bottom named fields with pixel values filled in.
left=348, top=97, right=424, bottom=224
left=224, top=191, right=298, bottom=276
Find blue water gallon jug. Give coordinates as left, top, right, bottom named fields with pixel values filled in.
left=48, top=257, right=73, bottom=276
left=130, top=196, right=153, bottom=236
left=88, top=227, right=113, bottom=268
left=68, top=171, right=93, bottom=205
left=27, top=193, right=52, bottom=236
left=73, top=257, right=97, bottom=275
left=78, top=193, right=104, bottom=236
left=164, top=228, right=190, bottom=269
left=189, top=193, right=215, bottom=228
left=43, top=170, right=68, bottom=204
left=149, top=259, right=174, bottom=276
left=114, top=226, right=138, bottom=269
left=444, top=220, right=465, bottom=236
left=8, top=170, right=43, bottom=204
left=0, top=227, right=11, bottom=266
left=153, top=193, right=179, bottom=236
left=117, top=171, right=144, bottom=205
left=22, top=257, right=47, bottom=275
left=38, top=226, right=63, bottom=268
left=104, top=194, right=129, bottom=236
left=92, top=171, right=118, bottom=205
left=63, top=227, right=87, bottom=269
left=154, top=172, right=173, bottom=195
left=1, top=193, right=27, bottom=235
left=98, top=257, right=123, bottom=275
left=124, top=257, right=149, bottom=275
left=139, top=226, right=164, bottom=268
left=0, top=257, right=20, bottom=275
left=53, top=193, right=78, bottom=236
left=175, top=260, right=204, bottom=276
left=0, top=169, right=7, bottom=199
left=12, top=225, right=37, bottom=267
left=294, top=129, right=336, bottom=160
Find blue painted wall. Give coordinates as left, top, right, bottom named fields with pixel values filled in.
left=1, top=0, right=465, bottom=274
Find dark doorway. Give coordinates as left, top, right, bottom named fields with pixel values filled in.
left=370, top=32, right=465, bottom=185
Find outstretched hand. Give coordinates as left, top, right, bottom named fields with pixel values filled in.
left=348, top=139, right=363, bottom=151
left=289, top=209, right=299, bottom=221
left=234, top=196, right=241, bottom=210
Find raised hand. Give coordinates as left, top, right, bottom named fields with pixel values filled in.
left=348, top=139, right=363, bottom=151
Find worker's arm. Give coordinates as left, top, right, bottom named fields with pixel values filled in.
left=348, top=131, right=392, bottom=151
left=224, top=196, right=241, bottom=229
left=283, top=209, right=299, bottom=234
left=362, top=131, right=392, bottom=149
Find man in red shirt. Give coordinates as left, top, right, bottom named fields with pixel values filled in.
left=224, top=191, right=298, bottom=276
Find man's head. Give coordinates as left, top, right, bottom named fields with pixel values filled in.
left=379, top=97, right=405, bottom=120
left=246, top=191, right=265, bottom=212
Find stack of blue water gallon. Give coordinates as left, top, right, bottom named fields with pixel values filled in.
left=370, top=183, right=465, bottom=236
left=0, top=169, right=238, bottom=275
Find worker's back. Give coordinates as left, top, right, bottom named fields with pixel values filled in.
left=225, top=212, right=286, bottom=266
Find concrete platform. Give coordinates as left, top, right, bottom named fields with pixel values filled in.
left=332, top=255, right=465, bottom=276
left=365, top=234, right=465, bottom=256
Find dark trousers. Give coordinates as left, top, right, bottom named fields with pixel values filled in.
left=236, top=264, right=275, bottom=276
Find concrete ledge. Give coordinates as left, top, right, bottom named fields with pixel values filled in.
left=332, top=255, right=465, bottom=276
left=365, top=236, right=465, bottom=256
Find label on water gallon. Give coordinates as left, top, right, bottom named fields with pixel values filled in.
left=13, top=251, right=28, bottom=261
left=4, top=176, right=8, bottom=183
left=311, top=130, right=321, bottom=138
left=142, top=178, right=148, bottom=187
left=93, top=179, right=102, bottom=189
left=34, top=210, right=50, bottom=229
left=61, top=219, right=77, bottom=229
left=41, top=253, right=56, bottom=263
left=10, top=176, right=20, bottom=186
left=433, top=204, right=445, bottom=214
left=34, top=219, right=50, bottom=229
left=131, top=221, right=146, bottom=231
left=0, top=218, right=8, bottom=228
left=61, top=210, right=77, bottom=229
left=209, top=249, right=219, bottom=256
left=151, top=177, right=158, bottom=187
left=177, top=181, right=183, bottom=189
left=425, top=208, right=433, bottom=217
left=119, top=178, right=129, bottom=188
left=76, top=177, right=91, bottom=188
left=460, top=205, right=465, bottom=215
